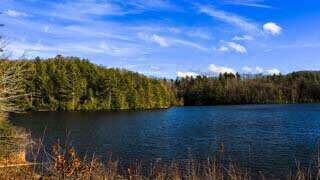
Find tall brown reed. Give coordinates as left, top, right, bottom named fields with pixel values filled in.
left=0, top=139, right=319, bottom=180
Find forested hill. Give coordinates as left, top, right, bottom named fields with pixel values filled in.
left=175, top=71, right=320, bottom=105
left=1, top=56, right=180, bottom=111
left=3, top=56, right=320, bottom=111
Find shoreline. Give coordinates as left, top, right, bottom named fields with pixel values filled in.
left=20, top=102, right=320, bottom=113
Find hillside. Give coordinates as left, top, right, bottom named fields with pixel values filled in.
left=0, top=56, right=180, bottom=111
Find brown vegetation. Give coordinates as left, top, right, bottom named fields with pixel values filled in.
left=0, top=141, right=319, bottom=180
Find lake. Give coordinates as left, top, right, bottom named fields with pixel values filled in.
left=9, top=104, right=320, bottom=178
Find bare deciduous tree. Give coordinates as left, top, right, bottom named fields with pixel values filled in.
left=0, top=12, right=29, bottom=114
left=0, top=61, right=29, bottom=113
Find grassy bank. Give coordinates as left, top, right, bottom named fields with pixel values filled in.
left=0, top=141, right=319, bottom=179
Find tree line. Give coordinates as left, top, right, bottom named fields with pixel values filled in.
left=0, top=56, right=180, bottom=111
left=2, top=56, right=320, bottom=111
left=175, top=72, right=320, bottom=105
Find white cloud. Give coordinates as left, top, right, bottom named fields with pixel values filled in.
left=6, top=39, right=146, bottom=59
left=232, top=35, right=253, bottom=41
left=99, top=41, right=109, bottom=50
left=199, top=6, right=258, bottom=33
left=266, top=68, right=280, bottom=75
left=223, top=0, right=273, bottom=9
left=242, top=66, right=252, bottom=73
left=226, top=42, right=247, bottom=54
left=44, top=25, right=50, bottom=33
left=255, top=67, right=263, bottom=73
left=122, top=0, right=176, bottom=11
left=151, top=34, right=170, bottom=47
left=53, top=1, right=130, bottom=19
left=186, top=29, right=211, bottom=40
left=173, top=39, right=209, bottom=51
left=217, top=46, right=229, bottom=52
left=177, top=71, right=199, bottom=78
left=208, top=64, right=236, bottom=74
left=199, top=6, right=284, bottom=38
left=263, top=22, right=282, bottom=35
left=5, top=9, right=29, bottom=17
left=241, top=66, right=280, bottom=75
left=50, top=0, right=176, bottom=21
left=140, top=33, right=209, bottom=51
left=214, top=42, right=247, bottom=53
left=149, top=65, right=161, bottom=71
left=6, top=42, right=60, bottom=58
left=177, top=65, right=280, bottom=78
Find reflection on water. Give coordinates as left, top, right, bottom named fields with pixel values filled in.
left=10, top=104, right=320, bottom=177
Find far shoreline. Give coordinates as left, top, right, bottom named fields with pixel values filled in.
left=15, top=102, right=320, bottom=114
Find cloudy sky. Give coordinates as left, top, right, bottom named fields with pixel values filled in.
left=1, top=0, right=320, bottom=78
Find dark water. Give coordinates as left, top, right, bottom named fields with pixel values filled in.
left=10, top=104, right=320, bottom=178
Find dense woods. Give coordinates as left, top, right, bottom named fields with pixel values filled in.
left=2, top=56, right=320, bottom=111
left=0, top=56, right=179, bottom=111
left=175, top=72, right=320, bottom=105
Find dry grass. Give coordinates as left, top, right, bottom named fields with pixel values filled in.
left=0, top=129, right=319, bottom=180
left=0, top=117, right=29, bottom=161
left=0, top=141, right=319, bottom=180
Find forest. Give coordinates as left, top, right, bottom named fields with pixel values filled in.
left=0, top=56, right=180, bottom=111
left=2, top=56, right=320, bottom=111
left=175, top=72, right=320, bottom=105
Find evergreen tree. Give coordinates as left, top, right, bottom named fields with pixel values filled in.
left=0, top=56, right=179, bottom=111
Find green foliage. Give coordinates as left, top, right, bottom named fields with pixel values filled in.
left=5, top=56, right=320, bottom=109
left=175, top=72, right=320, bottom=105
left=1, top=56, right=179, bottom=111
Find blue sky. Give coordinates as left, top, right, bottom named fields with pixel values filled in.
left=1, top=0, right=320, bottom=78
